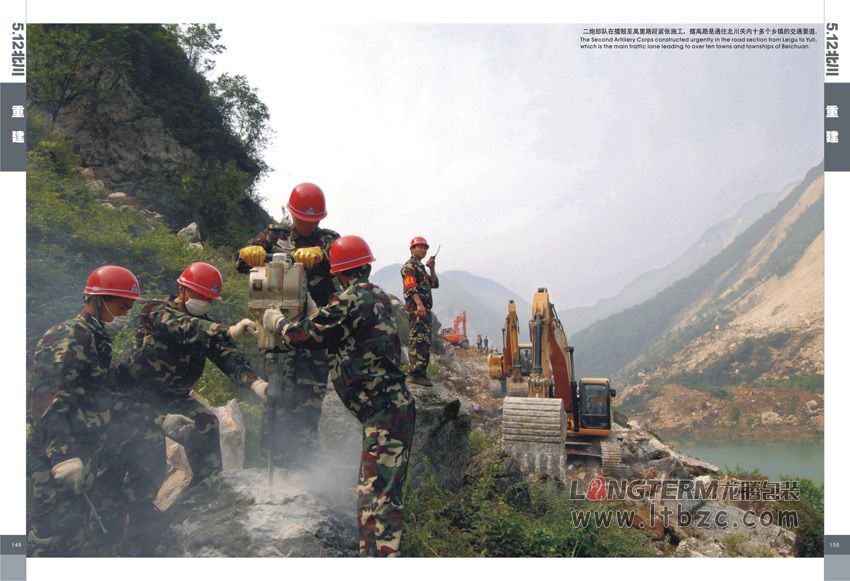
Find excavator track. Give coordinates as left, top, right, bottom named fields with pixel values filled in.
left=501, top=397, right=566, bottom=480
left=503, top=397, right=627, bottom=479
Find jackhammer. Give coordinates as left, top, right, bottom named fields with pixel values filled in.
left=247, top=250, right=310, bottom=487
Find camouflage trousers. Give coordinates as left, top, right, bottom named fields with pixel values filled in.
left=159, top=397, right=222, bottom=482
left=356, top=389, right=416, bottom=557
left=27, top=405, right=166, bottom=557
left=406, top=310, right=432, bottom=378
left=261, top=348, right=329, bottom=469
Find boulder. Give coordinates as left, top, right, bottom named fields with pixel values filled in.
left=189, top=242, right=204, bottom=251
left=318, top=381, right=472, bottom=490
left=107, top=191, right=128, bottom=202
left=178, top=222, right=201, bottom=242
left=154, top=469, right=358, bottom=557
left=618, top=423, right=719, bottom=480
left=675, top=536, right=725, bottom=557
left=761, top=411, right=783, bottom=425
left=407, top=384, right=472, bottom=489
left=79, top=167, right=96, bottom=183
left=87, top=179, right=106, bottom=193
left=140, top=209, right=164, bottom=221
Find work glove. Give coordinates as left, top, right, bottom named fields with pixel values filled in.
left=227, top=318, right=258, bottom=341
left=52, top=457, right=85, bottom=494
left=292, top=246, right=324, bottom=269
left=262, top=309, right=287, bottom=334
left=160, top=414, right=196, bottom=440
left=251, top=379, right=269, bottom=403
left=238, top=245, right=267, bottom=267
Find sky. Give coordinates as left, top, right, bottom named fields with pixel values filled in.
left=213, top=23, right=823, bottom=309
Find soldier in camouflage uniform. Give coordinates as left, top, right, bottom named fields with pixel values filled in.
left=263, top=235, right=416, bottom=557
left=401, top=236, right=439, bottom=386
left=236, top=182, right=340, bottom=468
left=28, top=266, right=166, bottom=557
left=123, top=262, right=267, bottom=482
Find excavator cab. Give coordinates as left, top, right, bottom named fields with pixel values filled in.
left=518, top=344, right=532, bottom=376
left=577, top=379, right=616, bottom=432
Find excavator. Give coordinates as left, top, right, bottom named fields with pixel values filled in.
left=487, top=301, right=532, bottom=397
left=438, top=311, right=470, bottom=348
left=492, top=288, right=624, bottom=479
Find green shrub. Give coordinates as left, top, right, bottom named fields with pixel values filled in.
left=723, top=532, right=776, bottom=557
left=401, top=438, right=657, bottom=557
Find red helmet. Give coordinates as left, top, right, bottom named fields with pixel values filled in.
left=84, top=265, right=141, bottom=300
left=409, top=236, right=429, bottom=250
left=329, top=235, right=375, bottom=274
left=287, top=182, right=327, bottom=222
left=176, top=262, right=223, bottom=301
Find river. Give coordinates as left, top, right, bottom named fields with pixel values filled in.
left=670, top=437, right=824, bottom=484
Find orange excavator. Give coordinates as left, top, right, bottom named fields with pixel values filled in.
left=439, top=311, right=469, bottom=348
left=493, top=288, right=624, bottom=478
left=487, top=300, right=532, bottom=397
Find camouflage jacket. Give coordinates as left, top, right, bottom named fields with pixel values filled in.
left=235, top=224, right=340, bottom=307
left=29, top=313, right=118, bottom=466
left=275, top=275, right=409, bottom=419
left=401, top=256, right=438, bottom=311
left=124, top=299, right=258, bottom=402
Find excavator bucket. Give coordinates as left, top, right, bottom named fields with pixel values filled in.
left=501, top=397, right=567, bottom=481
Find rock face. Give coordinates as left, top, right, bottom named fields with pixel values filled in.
left=318, top=382, right=472, bottom=490
left=44, top=68, right=198, bottom=194
left=155, top=469, right=358, bottom=557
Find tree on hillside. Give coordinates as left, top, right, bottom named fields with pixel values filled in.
left=27, top=25, right=132, bottom=128
left=212, top=73, right=273, bottom=172
left=164, top=24, right=225, bottom=74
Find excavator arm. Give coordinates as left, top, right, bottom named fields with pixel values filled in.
left=488, top=301, right=524, bottom=394
left=527, top=289, right=575, bottom=409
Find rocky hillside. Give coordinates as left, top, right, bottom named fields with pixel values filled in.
left=574, top=162, right=823, bottom=384
left=27, top=24, right=271, bottom=247
left=570, top=162, right=823, bottom=438
left=559, top=182, right=797, bottom=333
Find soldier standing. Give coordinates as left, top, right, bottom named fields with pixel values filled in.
left=28, top=266, right=165, bottom=556
left=401, top=236, right=439, bottom=386
left=124, top=262, right=267, bottom=482
left=236, top=182, right=340, bottom=468
left=262, top=235, right=416, bottom=557
left=483, top=336, right=489, bottom=351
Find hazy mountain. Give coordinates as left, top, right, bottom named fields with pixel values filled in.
left=573, top=162, right=823, bottom=385
left=559, top=181, right=799, bottom=333
left=372, top=266, right=533, bottom=345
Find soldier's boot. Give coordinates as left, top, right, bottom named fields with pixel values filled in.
left=408, top=374, right=433, bottom=387
left=115, top=502, right=166, bottom=557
